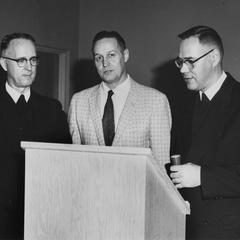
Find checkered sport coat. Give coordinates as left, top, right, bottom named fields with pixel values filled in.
left=68, top=77, right=172, bottom=166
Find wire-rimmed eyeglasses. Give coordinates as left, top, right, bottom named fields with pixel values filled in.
left=1, top=56, right=40, bottom=68
left=175, top=49, right=214, bottom=70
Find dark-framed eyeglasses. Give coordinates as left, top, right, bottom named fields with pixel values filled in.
left=175, top=49, right=214, bottom=70
left=1, top=56, right=40, bottom=68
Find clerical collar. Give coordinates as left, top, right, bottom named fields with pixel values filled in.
left=5, top=81, right=31, bottom=103
left=200, top=71, right=226, bottom=101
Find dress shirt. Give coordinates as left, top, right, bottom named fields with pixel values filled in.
left=5, top=82, right=30, bottom=103
left=199, top=71, right=227, bottom=101
left=100, top=75, right=131, bottom=131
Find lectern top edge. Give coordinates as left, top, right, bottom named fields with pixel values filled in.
left=21, top=141, right=152, bottom=156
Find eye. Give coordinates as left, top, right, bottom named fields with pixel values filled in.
left=31, top=57, right=37, bottom=62
left=30, top=57, right=39, bottom=66
left=17, top=58, right=26, bottom=64
left=185, top=59, right=194, bottom=64
left=95, top=55, right=102, bottom=63
left=108, top=52, right=116, bottom=58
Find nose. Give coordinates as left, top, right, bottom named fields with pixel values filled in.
left=102, top=57, right=109, bottom=67
left=24, top=60, right=32, bottom=71
left=180, top=62, right=189, bottom=73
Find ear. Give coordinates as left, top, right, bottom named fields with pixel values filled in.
left=211, top=49, right=221, bottom=67
left=123, top=48, right=129, bottom=63
left=0, top=58, right=7, bottom=71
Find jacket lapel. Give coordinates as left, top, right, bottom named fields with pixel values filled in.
left=112, top=79, right=137, bottom=145
left=89, top=85, right=105, bottom=145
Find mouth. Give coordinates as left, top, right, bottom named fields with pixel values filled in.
left=103, top=70, right=113, bottom=75
left=182, top=75, right=193, bottom=81
left=22, top=74, right=33, bottom=79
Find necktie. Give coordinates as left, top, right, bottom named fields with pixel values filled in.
left=102, top=90, right=115, bottom=146
left=16, top=94, right=27, bottom=114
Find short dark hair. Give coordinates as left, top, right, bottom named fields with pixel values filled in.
left=92, top=30, right=126, bottom=54
left=1, top=32, right=36, bottom=55
left=178, top=26, right=224, bottom=59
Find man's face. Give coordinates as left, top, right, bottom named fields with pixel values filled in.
left=178, top=36, right=215, bottom=92
left=1, top=38, right=37, bottom=92
left=93, top=37, right=129, bottom=89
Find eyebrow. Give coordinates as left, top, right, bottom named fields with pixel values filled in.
left=179, top=56, right=195, bottom=60
left=94, top=50, right=117, bottom=55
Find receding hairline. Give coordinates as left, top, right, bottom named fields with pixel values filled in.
left=93, top=37, right=125, bottom=54
left=2, top=38, right=36, bottom=56
left=1, top=32, right=36, bottom=56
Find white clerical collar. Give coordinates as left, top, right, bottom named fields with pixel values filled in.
left=5, top=81, right=31, bottom=103
left=200, top=71, right=226, bottom=101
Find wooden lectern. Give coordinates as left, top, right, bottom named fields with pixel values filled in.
left=21, top=141, right=190, bottom=240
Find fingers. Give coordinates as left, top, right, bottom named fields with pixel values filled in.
left=170, top=171, right=181, bottom=179
left=172, top=177, right=181, bottom=184
left=170, top=165, right=181, bottom=172
left=170, top=165, right=183, bottom=188
left=175, top=183, right=183, bottom=189
left=172, top=176, right=184, bottom=189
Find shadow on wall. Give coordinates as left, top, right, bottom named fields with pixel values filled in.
left=72, top=58, right=101, bottom=93
left=152, top=59, right=195, bottom=116
left=151, top=59, right=195, bottom=154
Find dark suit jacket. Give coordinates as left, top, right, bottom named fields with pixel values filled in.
left=0, top=85, right=71, bottom=239
left=171, top=73, right=240, bottom=239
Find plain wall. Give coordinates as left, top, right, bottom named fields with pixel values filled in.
left=77, top=0, right=240, bottom=92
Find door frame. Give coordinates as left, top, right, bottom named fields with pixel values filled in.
left=37, top=45, right=70, bottom=112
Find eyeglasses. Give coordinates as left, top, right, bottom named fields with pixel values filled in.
left=175, top=49, right=214, bottom=70
left=1, top=56, right=39, bottom=68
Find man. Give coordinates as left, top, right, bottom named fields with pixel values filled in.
left=170, top=25, right=240, bottom=239
left=0, top=33, right=71, bottom=239
left=68, top=30, right=171, bottom=166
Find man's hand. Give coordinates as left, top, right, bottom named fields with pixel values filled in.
left=170, top=163, right=201, bottom=189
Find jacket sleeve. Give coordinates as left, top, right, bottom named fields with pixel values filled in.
left=150, top=93, right=172, bottom=166
left=68, top=94, right=82, bottom=144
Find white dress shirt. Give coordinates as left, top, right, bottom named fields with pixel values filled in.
left=100, top=75, right=131, bottom=131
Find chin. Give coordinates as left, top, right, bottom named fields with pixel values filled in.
left=186, top=83, right=198, bottom=91
left=103, top=75, right=116, bottom=83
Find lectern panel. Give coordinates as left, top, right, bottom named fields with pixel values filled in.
left=25, top=149, right=147, bottom=240
left=22, top=142, right=189, bottom=240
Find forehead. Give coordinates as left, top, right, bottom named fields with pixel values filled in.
left=7, top=38, right=36, bottom=57
left=179, top=36, right=208, bottom=58
left=94, top=37, right=120, bottom=54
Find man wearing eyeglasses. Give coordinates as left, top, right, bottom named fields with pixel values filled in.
left=0, top=33, right=71, bottom=239
left=170, top=25, right=240, bottom=239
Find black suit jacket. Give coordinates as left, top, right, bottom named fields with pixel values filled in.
left=172, top=73, right=240, bottom=239
left=0, top=86, right=71, bottom=239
